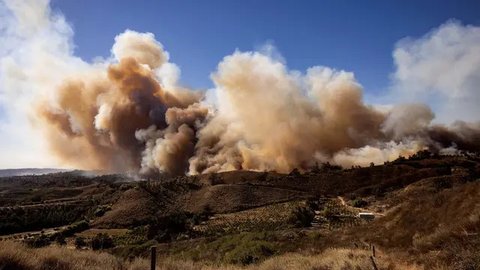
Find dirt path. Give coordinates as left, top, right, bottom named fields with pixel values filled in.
left=338, top=196, right=347, bottom=206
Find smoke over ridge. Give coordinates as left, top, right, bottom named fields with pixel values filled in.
left=1, top=0, right=479, bottom=174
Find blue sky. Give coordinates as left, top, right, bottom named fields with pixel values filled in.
left=50, top=0, right=480, bottom=94
left=0, top=0, right=480, bottom=169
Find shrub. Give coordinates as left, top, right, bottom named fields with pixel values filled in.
left=433, top=177, right=452, bottom=191
left=306, top=198, right=320, bottom=210
left=289, top=168, right=301, bottom=177
left=30, top=194, right=42, bottom=203
left=290, top=207, right=315, bottom=228
left=192, top=232, right=278, bottom=265
left=58, top=220, right=89, bottom=237
left=321, top=162, right=342, bottom=171
left=91, top=233, right=114, bottom=250
left=147, top=211, right=194, bottom=241
left=55, top=235, right=66, bottom=245
left=208, top=174, right=224, bottom=185
left=409, top=150, right=432, bottom=160
left=351, top=199, right=368, bottom=208
left=258, top=172, right=268, bottom=181
left=321, top=207, right=336, bottom=219
left=94, top=207, right=106, bottom=217
left=394, top=156, right=407, bottom=163
left=113, top=239, right=158, bottom=258
left=25, top=234, right=51, bottom=248
left=74, top=237, right=86, bottom=249
left=225, top=240, right=275, bottom=265
left=191, top=206, right=212, bottom=225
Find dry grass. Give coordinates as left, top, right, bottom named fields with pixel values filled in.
left=0, top=241, right=423, bottom=270
left=254, top=248, right=423, bottom=270
left=0, top=241, right=126, bottom=270
left=346, top=177, right=480, bottom=269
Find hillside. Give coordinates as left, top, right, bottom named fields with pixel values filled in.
left=1, top=153, right=480, bottom=269
left=0, top=168, right=70, bottom=178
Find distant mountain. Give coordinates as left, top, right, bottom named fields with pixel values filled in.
left=0, top=168, right=70, bottom=177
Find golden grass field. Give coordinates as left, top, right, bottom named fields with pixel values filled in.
left=0, top=240, right=429, bottom=270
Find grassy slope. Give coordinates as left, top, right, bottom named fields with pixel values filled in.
left=0, top=240, right=421, bottom=270
left=1, top=155, right=480, bottom=269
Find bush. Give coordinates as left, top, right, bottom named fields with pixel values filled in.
left=91, top=233, right=114, bottom=250
left=394, top=156, right=407, bottom=163
left=258, top=172, right=268, bottom=181
left=191, top=206, right=212, bottom=225
left=55, top=235, right=66, bottom=245
left=147, top=211, right=194, bottom=242
left=321, top=162, right=342, bottom=171
left=93, top=205, right=112, bottom=217
left=208, top=174, right=224, bottom=185
left=321, top=207, right=336, bottom=219
left=25, top=234, right=51, bottom=248
left=225, top=240, right=275, bottom=265
left=351, top=199, right=368, bottom=208
left=306, top=198, right=320, bottom=210
left=30, top=194, right=42, bottom=203
left=191, top=232, right=278, bottom=265
left=433, top=178, right=452, bottom=191
left=290, top=207, right=315, bottom=228
left=57, top=220, right=89, bottom=237
left=94, top=207, right=106, bottom=217
left=289, top=168, right=301, bottom=177
left=409, top=150, right=432, bottom=160
left=74, top=237, right=86, bottom=249
left=112, top=239, right=158, bottom=258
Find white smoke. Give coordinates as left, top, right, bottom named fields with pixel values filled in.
left=390, top=20, right=480, bottom=123
left=0, top=0, right=80, bottom=168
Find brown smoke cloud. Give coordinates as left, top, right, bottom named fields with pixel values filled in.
left=36, top=31, right=206, bottom=174
left=187, top=53, right=480, bottom=174
left=36, top=36, right=480, bottom=175
left=2, top=1, right=479, bottom=174
left=189, top=53, right=387, bottom=173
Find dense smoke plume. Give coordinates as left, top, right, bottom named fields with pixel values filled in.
left=1, top=0, right=479, bottom=174
left=36, top=31, right=207, bottom=174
